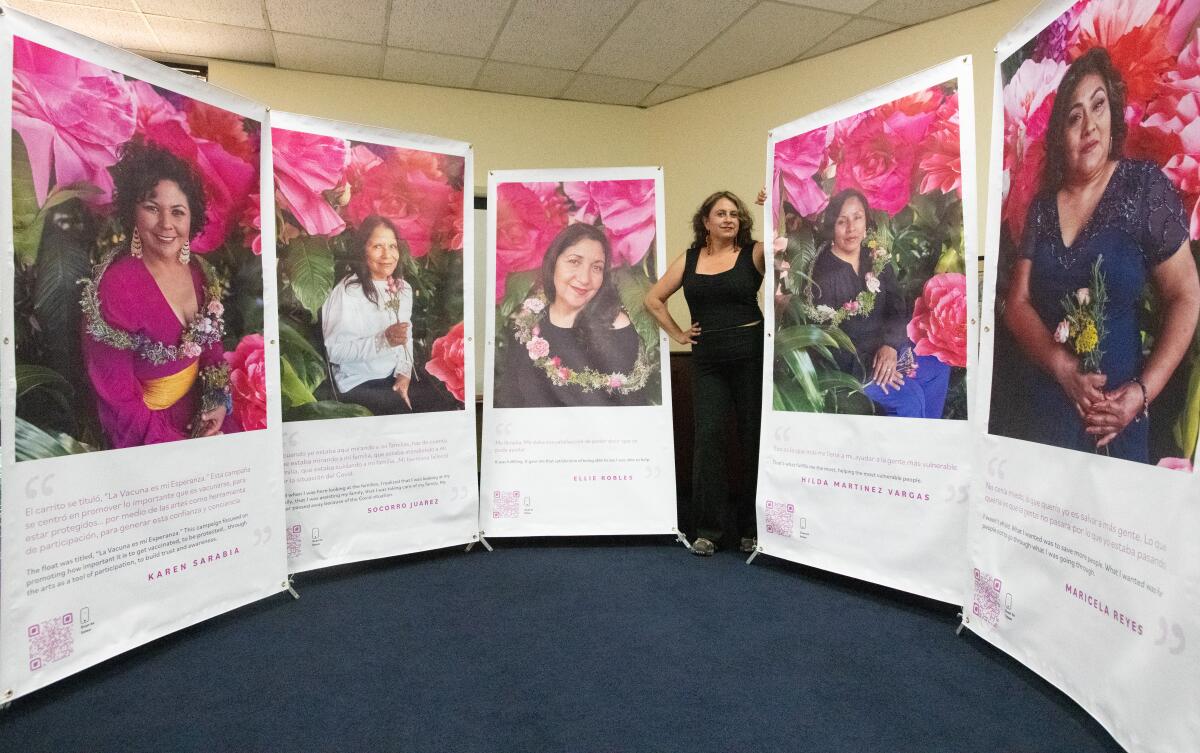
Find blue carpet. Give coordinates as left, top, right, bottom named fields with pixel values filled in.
left=0, top=539, right=1124, bottom=752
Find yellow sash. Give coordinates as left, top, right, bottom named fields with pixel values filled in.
left=141, top=361, right=198, bottom=410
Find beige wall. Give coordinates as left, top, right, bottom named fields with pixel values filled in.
left=209, top=0, right=1040, bottom=350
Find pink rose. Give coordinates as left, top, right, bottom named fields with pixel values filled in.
left=1156, top=457, right=1194, bottom=472
left=425, top=322, right=466, bottom=403
left=526, top=336, right=550, bottom=360
left=773, top=126, right=831, bottom=218
left=562, top=179, right=656, bottom=267
left=608, top=374, right=625, bottom=389
left=918, top=92, right=962, bottom=196
left=843, top=300, right=860, bottom=313
left=345, top=146, right=463, bottom=258
left=864, top=272, right=881, bottom=293
left=240, top=192, right=261, bottom=255
left=523, top=297, right=546, bottom=313
left=12, top=38, right=137, bottom=205
left=832, top=98, right=937, bottom=215
left=271, top=127, right=350, bottom=237
left=772, top=236, right=788, bottom=252
left=131, top=82, right=258, bottom=254
left=1002, top=58, right=1065, bottom=244
left=558, top=367, right=572, bottom=380
left=1054, top=320, right=1071, bottom=343
left=206, top=299, right=225, bottom=316
left=224, top=334, right=267, bottom=431
left=182, top=342, right=203, bottom=358
left=495, top=182, right=569, bottom=300
left=908, top=273, right=968, bottom=367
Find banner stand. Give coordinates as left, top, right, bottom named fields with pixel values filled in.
left=745, top=548, right=760, bottom=565
left=674, top=530, right=692, bottom=552
left=464, top=534, right=494, bottom=553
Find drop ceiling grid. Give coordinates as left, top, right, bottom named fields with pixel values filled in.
left=2, top=0, right=994, bottom=106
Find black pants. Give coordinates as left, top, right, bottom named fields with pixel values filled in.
left=340, top=377, right=413, bottom=416
left=691, top=353, right=762, bottom=547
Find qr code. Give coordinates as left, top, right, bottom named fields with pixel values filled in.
left=287, top=524, right=302, bottom=559
left=765, top=500, right=794, bottom=537
left=28, top=614, right=74, bottom=671
left=492, top=491, right=519, bottom=519
left=971, top=568, right=1003, bottom=627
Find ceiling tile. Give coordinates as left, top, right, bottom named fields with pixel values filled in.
left=800, top=17, right=900, bottom=59
left=5, top=0, right=160, bottom=51
left=475, top=60, right=574, bottom=98
left=776, top=0, right=877, bottom=13
left=640, top=84, right=698, bottom=107
left=265, top=0, right=389, bottom=44
left=137, top=0, right=266, bottom=29
left=382, top=48, right=484, bottom=89
left=583, top=0, right=754, bottom=82
left=146, top=17, right=273, bottom=63
left=387, top=0, right=511, bottom=59
left=560, top=73, right=655, bottom=106
left=863, top=0, right=990, bottom=26
left=273, top=32, right=383, bottom=78
left=490, top=0, right=637, bottom=71
left=669, top=2, right=847, bottom=89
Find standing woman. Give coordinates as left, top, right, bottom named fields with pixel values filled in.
left=645, top=191, right=765, bottom=555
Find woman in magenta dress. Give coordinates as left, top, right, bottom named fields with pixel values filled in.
left=81, top=139, right=239, bottom=449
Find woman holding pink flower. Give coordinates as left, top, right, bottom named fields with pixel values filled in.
left=81, top=139, right=240, bottom=448
left=812, top=189, right=950, bottom=419
left=1003, top=48, right=1199, bottom=463
left=321, top=215, right=419, bottom=416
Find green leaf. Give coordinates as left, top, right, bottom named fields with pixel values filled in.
left=612, top=266, right=659, bottom=348
left=281, top=235, right=335, bottom=321
left=15, top=364, right=74, bottom=411
left=782, top=349, right=823, bottom=407
left=33, top=221, right=92, bottom=347
left=279, top=356, right=316, bottom=410
left=497, top=269, right=538, bottom=323
left=776, top=324, right=840, bottom=353
left=279, top=319, right=327, bottom=394
left=285, top=400, right=373, bottom=422
left=934, top=243, right=965, bottom=274
left=15, top=417, right=93, bottom=461
left=1173, top=352, right=1200, bottom=459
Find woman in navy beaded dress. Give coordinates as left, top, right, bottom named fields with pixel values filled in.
left=1005, top=48, right=1200, bottom=463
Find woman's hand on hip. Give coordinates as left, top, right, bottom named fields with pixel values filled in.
left=675, top=322, right=701, bottom=345
left=1085, top=382, right=1142, bottom=447
left=871, top=345, right=905, bottom=393
left=384, top=322, right=409, bottom=347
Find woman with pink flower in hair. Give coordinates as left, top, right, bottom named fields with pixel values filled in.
left=321, top=215, right=420, bottom=416
left=495, top=222, right=648, bottom=408
left=81, top=139, right=240, bottom=448
left=813, top=188, right=950, bottom=418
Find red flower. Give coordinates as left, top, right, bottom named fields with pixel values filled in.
left=918, top=92, right=962, bottom=196
left=494, top=182, right=570, bottom=300
left=345, top=146, right=463, bottom=258
left=240, top=192, right=262, bottom=255
left=907, top=273, right=968, bottom=368
left=186, top=100, right=256, bottom=163
left=225, top=334, right=267, bottom=431
left=425, top=322, right=466, bottom=403
left=1069, top=0, right=1175, bottom=110
left=1001, top=57, right=1065, bottom=244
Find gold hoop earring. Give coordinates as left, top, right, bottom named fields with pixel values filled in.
left=130, top=228, right=143, bottom=258
left=179, top=239, right=191, bottom=265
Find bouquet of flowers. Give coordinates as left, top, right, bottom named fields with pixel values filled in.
left=1053, top=256, right=1108, bottom=373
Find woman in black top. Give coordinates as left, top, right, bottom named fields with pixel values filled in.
left=645, top=191, right=765, bottom=555
left=496, top=223, right=647, bottom=408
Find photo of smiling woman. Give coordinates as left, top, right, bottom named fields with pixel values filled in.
left=491, top=179, right=662, bottom=409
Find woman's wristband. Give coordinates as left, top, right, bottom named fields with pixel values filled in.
left=1130, top=376, right=1149, bottom=422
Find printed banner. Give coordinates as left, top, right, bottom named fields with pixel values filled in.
left=0, top=11, right=285, bottom=700
left=757, top=57, right=978, bottom=602
left=479, top=168, right=676, bottom=536
left=970, top=1, right=1200, bottom=751
left=271, top=112, right=477, bottom=571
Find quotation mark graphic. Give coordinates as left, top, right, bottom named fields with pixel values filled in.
left=251, top=527, right=272, bottom=546
left=495, top=422, right=513, bottom=437
left=283, top=431, right=299, bottom=449
left=944, top=484, right=969, bottom=504
left=24, top=474, right=55, bottom=499
left=987, top=457, right=1007, bottom=480
left=774, top=426, right=792, bottom=442
left=644, top=466, right=662, bottom=479
left=1155, top=619, right=1186, bottom=655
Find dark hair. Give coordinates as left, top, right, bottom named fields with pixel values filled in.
left=820, top=188, right=875, bottom=242
left=348, top=215, right=406, bottom=307
left=690, top=191, right=754, bottom=250
left=539, top=223, right=623, bottom=351
left=110, top=137, right=207, bottom=247
left=1041, top=47, right=1126, bottom=193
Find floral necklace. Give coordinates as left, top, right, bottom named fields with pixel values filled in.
left=512, top=294, right=654, bottom=394
left=801, top=233, right=894, bottom=326
left=81, top=248, right=227, bottom=366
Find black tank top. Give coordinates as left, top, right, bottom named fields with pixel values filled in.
left=682, top=241, right=764, bottom=361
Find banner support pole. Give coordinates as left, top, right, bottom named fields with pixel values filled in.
left=955, top=612, right=968, bottom=636
left=745, top=546, right=760, bottom=565
left=466, top=533, right=494, bottom=553
left=673, top=529, right=693, bottom=552
left=285, top=577, right=300, bottom=600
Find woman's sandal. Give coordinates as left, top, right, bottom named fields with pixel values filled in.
left=691, top=537, right=716, bottom=556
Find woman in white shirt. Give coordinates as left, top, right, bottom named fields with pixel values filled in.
left=321, top=215, right=415, bottom=415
